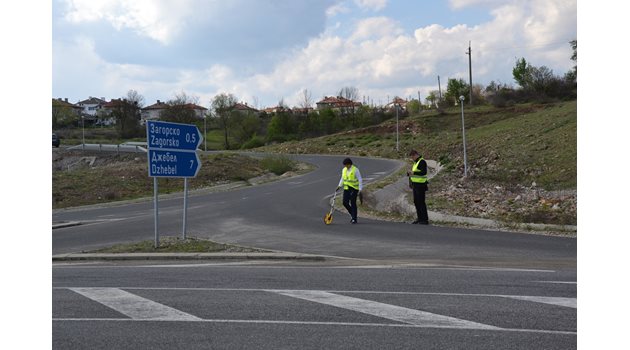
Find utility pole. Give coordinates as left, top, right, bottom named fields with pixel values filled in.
left=437, top=76, right=442, bottom=101
left=466, top=41, right=473, bottom=105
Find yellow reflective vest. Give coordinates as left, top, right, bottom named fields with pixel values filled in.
left=410, top=158, right=428, bottom=184
left=342, top=165, right=360, bottom=190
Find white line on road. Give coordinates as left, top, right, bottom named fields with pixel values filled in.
left=269, top=290, right=501, bottom=330
left=70, top=287, right=201, bottom=321
left=500, top=295, right=577, bottom=308
left=533, top=281, right=577, bottom=284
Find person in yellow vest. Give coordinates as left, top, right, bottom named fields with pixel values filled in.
left=407, top=150, right=429, bottom=225
left=336, top=158, right=363, bottom=224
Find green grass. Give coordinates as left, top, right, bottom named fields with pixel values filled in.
left=54, top=152, right=271, bottom=208
left=86, top=236, right=265, bottom=253
left=260, top=101, right=576, bottom=191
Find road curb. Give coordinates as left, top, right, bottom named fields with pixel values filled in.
left=52, top=221, right=82, bottom=229
left=52, top=252, right=327, bottom=262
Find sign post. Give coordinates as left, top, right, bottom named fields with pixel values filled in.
left=146, top=120, right=203, bottom=247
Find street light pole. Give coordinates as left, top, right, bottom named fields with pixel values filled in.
left=459, top=96, right=468, bottom=177
left=395, top=103, right=399, bottom=152
left=82, top=115, right=85, bottom=149
left=204, top=114, right=207, bottom=151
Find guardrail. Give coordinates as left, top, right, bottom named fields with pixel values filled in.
left=67, top=143, right=147, bottom=153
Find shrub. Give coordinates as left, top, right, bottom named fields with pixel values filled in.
left=241, top=135, right=265, bottom=149
left=261, top=155, right=296, bottom=175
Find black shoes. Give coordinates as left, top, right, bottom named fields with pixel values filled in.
left=351, top=219, right=357, bottom=224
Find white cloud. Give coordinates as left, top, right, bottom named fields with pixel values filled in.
left=354, top=0, right=388, bottom=11
left=232, top=0, right=576, bottom=107
left=350, top=17, right=403, bottom=41
left=53, top=0, right=576, bottom=108
left=326, top=3, right=350, bottom=17
left=62, top=0, right=199, bottom=44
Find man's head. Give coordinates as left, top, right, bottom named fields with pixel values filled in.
left=408, top=149, right=419, bottom=160
left=343, top=158, right=353, bottom=168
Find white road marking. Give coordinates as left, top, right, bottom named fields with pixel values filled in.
left=70, top=287, right=201, bottom=321
left=269, top=290, right=501, bottom=330
left=500, top=295, right=577, bottom=308
left=533, top=281, right=577, bottom=284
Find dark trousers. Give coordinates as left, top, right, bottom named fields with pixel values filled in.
left=342, top=188, right=359, bottom=221
left=412, top=183, right=428, bottom=223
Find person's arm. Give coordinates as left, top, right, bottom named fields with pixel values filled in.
left=418, top=160, right=427, bottom=177
left=356, top=168, right=363, bottom=191
left=337, top=174, right=343, bottom=190
left=414, top=160, right=427, bottom=176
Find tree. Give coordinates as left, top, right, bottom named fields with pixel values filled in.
left=267, top=111, right=296, bottom=142
left=299, top=88, right=313, bottom=109
left=52, top=99, right=79, bottom=129
left=425, top=91, right=439, bottom=108
left=406, top=99, right=421, bottom=114
left=126, top=89, right=145, bottom=108
left=109, top=95, right=143, bottom=138
left=512, top=57, right=531, bottom=89
left=231, top=112, right=261, bottom=146
left=565, top=40, right=577, bottom=83
left=160, top=92, right=200, bottom=124
left=444, top=78, right=470, bottom=106
left=338, top=86, right=359, bottom=101
left=211, top=93, right=237, bottom=149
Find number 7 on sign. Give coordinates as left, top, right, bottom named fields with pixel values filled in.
left=190, top=160, right=194, bottom=169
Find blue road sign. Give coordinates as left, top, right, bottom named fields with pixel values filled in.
left=146, top=120, right=203, bottom=151
left=148, top=149, right=201, bottom=178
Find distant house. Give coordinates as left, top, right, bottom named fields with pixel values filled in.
left=262, top=105, right=291, bottom=114
left=183, top=103, right=208, bottom=119
left=141, top=100, right=208, bottom=123
left=141, top=100, right=170, bottom=122
left=316, top=96, right=361, bottom=114
left=76, top=96, right=107, bottom=123
left=233, top=102, right=260, bottom=116
left=100, top=98, right=141, bottom=126
left=385, top=97, right=408, bottom=111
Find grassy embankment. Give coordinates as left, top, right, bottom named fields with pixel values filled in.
left=260, top=101, right=577, bottom=226
left=53, top=152, right=299, bottom=209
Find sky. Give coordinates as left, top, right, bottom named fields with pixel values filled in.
left=52, top=0, right=577, bottom=109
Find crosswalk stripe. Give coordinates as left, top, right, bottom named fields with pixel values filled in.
left=270, top=290, right=501, bottom=330
left=70, top=287, right=201, bottom=321
left=500, top=295, right=577, bottom=308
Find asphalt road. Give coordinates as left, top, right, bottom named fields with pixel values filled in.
left=52, top=153, right=577, bottom=349
left=53, top=261, right=576, bottom=349
left=52, top=153, right=575, bottom=269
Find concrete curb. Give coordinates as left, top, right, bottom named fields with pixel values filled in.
left=52, top=221, right=82, bottom=229
left=52, top=252, right=326, bottom=262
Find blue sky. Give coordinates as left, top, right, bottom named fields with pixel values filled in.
left=52, top=0, right=577, bottom=109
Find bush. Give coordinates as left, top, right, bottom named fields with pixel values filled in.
left=260, top=155, right=296, bottom=175
left=241, top=135, right=265, bottom=149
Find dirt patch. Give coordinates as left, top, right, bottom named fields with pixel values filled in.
left=52, top=150, right=290, bottom=209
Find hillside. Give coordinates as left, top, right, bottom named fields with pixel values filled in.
left=260, top=101, right=577, bottom=226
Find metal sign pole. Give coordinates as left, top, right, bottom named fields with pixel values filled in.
left=182, top=178, right=188, bottom=240
left=154, top=177, right=159, bottom=248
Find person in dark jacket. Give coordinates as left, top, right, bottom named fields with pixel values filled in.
left=407, top=150, right=429, bottom=225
